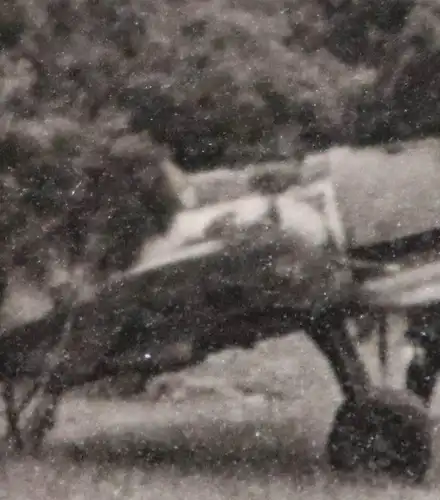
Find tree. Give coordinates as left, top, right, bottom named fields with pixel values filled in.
left=0, top=0, right=185, bottom=450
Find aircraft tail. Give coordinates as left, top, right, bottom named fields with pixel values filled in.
left=161, top=159, right=198, bottom=209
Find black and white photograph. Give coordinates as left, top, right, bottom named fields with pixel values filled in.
left=1, top=0, right=440, bottom=498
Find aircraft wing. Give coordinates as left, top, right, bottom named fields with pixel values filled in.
left=361, top=259, right=440, bottom=311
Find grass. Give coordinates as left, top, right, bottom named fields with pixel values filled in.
left=0, top=325, right=438, bottom=499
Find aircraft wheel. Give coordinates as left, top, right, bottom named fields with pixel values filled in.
left=405, top=354, right=437, bottom=406
left=326, top=388, right=432, bottom=482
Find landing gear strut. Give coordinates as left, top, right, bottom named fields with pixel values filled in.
left=304, top=305, right=432, bottom=482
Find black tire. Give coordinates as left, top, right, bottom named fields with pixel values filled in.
left=326, top=388, right=432, bottom=482
left=405, top=355, right=437, bottom=406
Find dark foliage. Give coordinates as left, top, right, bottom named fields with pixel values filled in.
left=1, top=0, right=439, bottom=284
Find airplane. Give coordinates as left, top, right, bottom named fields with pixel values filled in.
left=1, top=140, right=440, bottom=481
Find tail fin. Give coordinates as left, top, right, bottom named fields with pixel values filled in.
left=161, top=159, right=198, bottom=209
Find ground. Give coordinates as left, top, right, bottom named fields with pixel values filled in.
left=0, top=316, right=439, bottom=499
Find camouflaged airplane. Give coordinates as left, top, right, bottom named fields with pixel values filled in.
left=2, top=140, right=440, bottom=481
